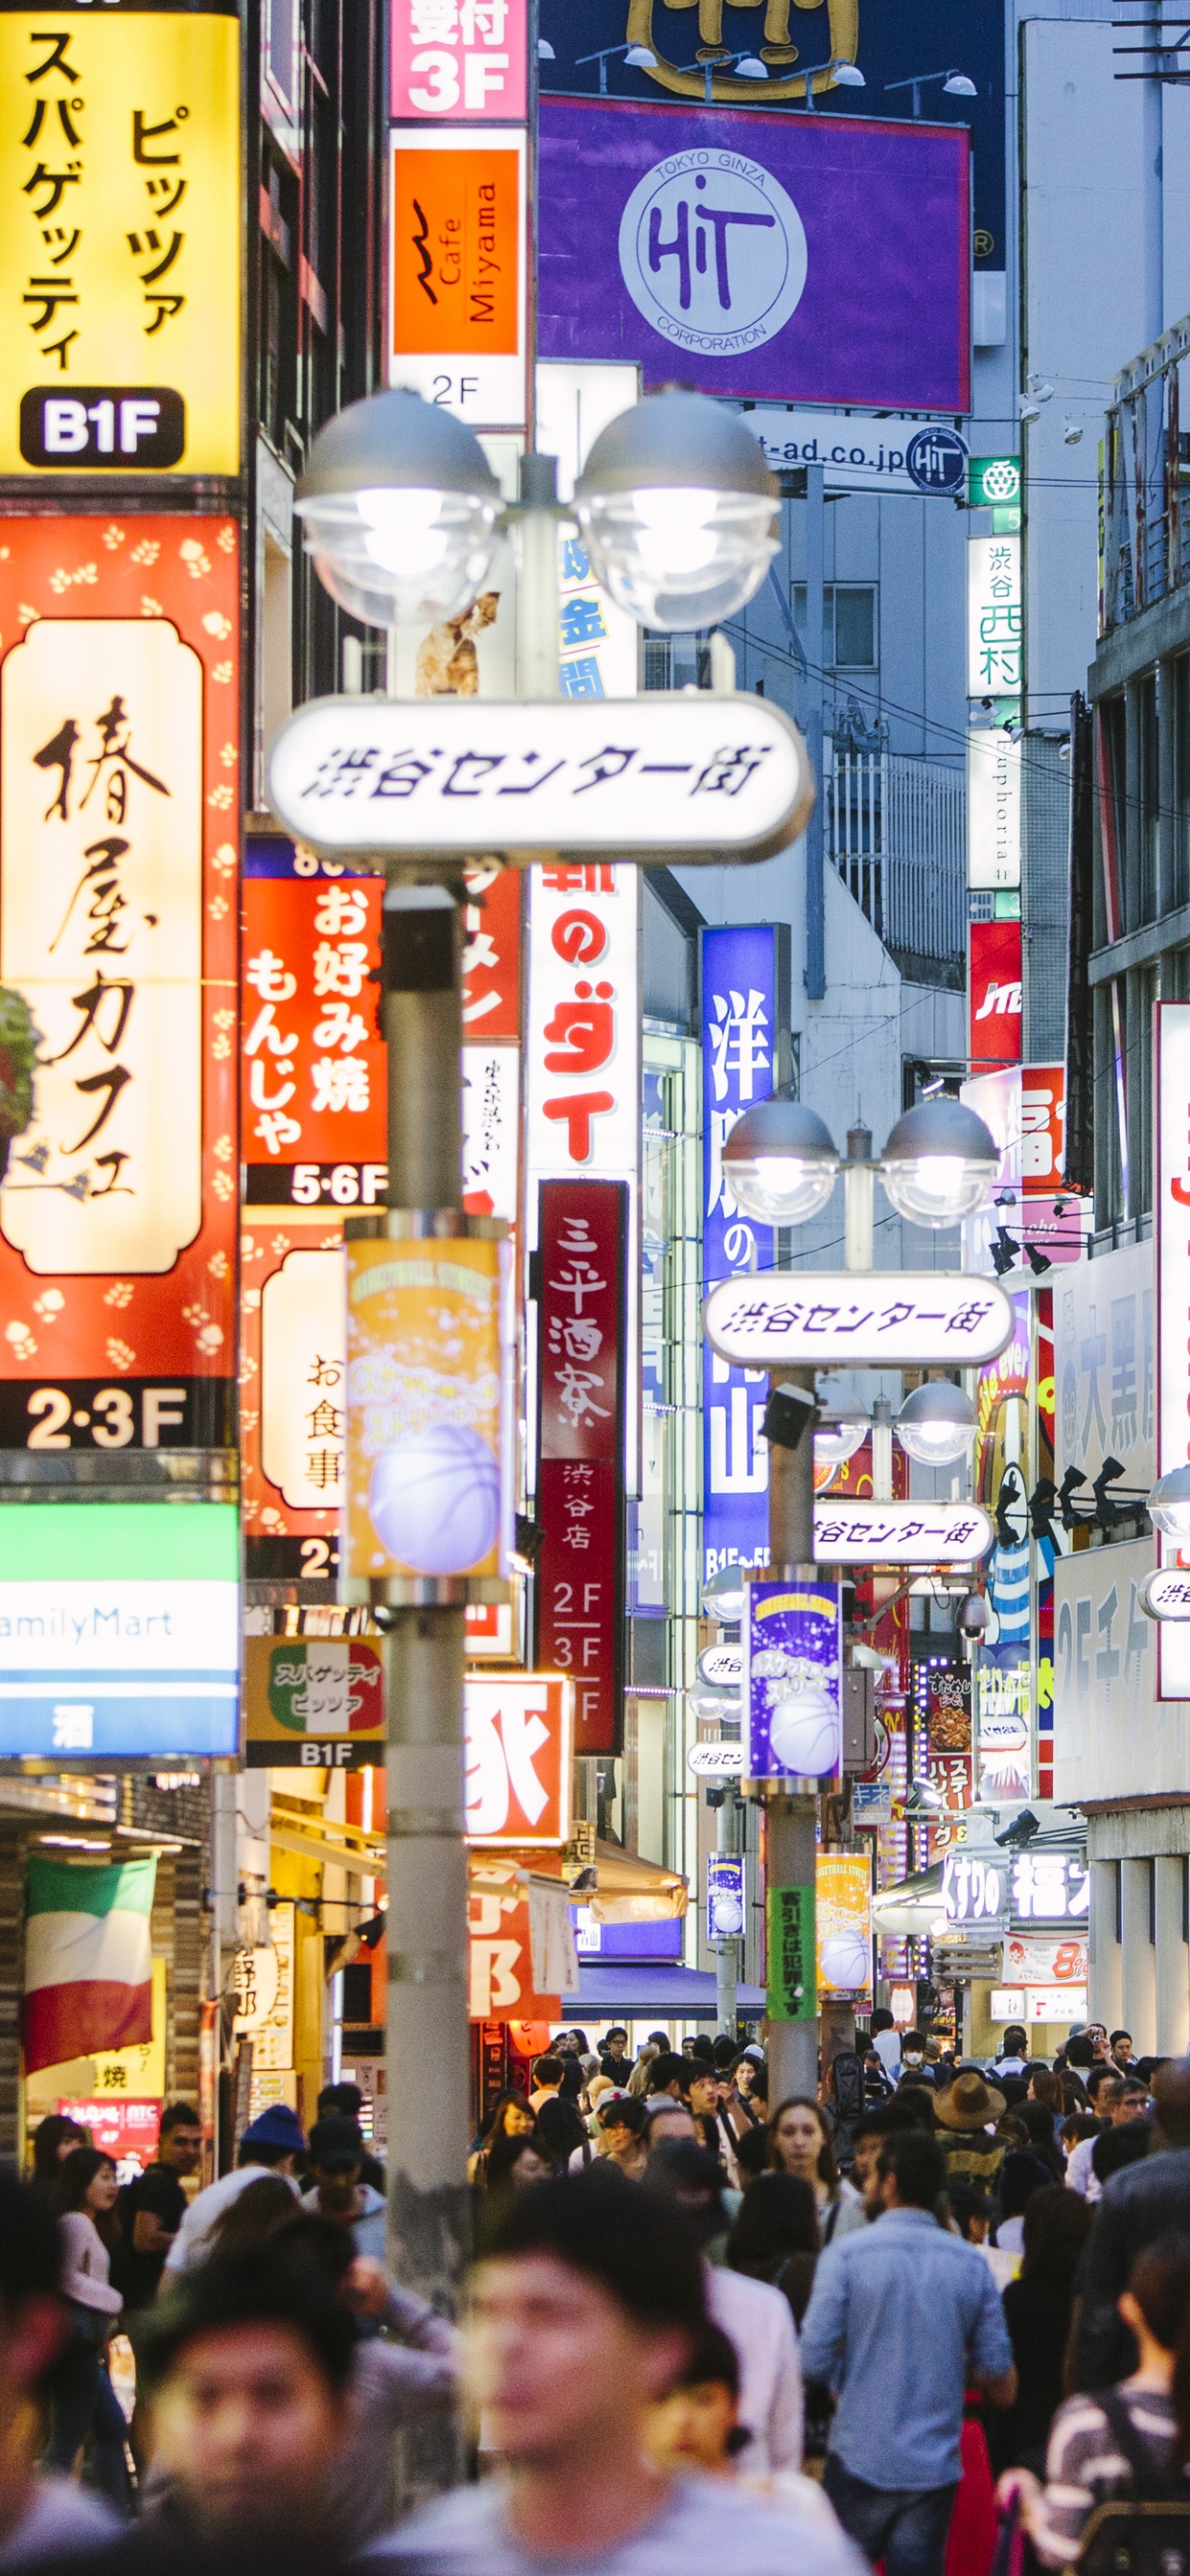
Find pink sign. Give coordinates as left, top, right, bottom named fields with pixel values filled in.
left=392, top=0, right=527, bottom=122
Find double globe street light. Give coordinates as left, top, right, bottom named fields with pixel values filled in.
left=288, top=380, right=790, bottom=2293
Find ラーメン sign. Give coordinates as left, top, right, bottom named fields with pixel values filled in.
left=266, top=696, right=813, bottom=863
left=342, top=1231, right=513, bottom=1598
left=704, top=1273, right=1015, bottom=1369
left=0, top=8, right=240, bottom=476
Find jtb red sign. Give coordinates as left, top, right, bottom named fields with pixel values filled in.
left=970, top=919, right=1022, bottom=1068
left=536, top=1180, right=626, bottom=1755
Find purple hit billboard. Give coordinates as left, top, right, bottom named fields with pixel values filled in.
left=538, top=100, right=971, bottom=413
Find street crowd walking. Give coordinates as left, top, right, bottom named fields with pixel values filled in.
left=11, top=2026, right=1190, bottom=2576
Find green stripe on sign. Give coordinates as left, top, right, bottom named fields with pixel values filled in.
left=0, top=1502, right=238, bottom=1581
left=27, top=1855, right=158, bottom=1921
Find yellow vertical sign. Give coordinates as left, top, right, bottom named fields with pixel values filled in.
left=0, top=11, right=240, bottom=475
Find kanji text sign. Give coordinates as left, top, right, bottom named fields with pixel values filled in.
left=536, top=1179, right=626, bottom=1756
left=464, top=1673, right=572, bottom=1842
left=392, top=0, right=527, bottom=123
left=812, top=1502, right=995, bottom=1566
left=704, top=1272, right=1015, bottom=1368
left=1141, top=1568, right=1190, bottom=1622
left=266, top=694, right=813, bottom=862
left=0, top=10, right=240, bottom=476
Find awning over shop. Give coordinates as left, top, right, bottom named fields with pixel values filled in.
left=561, top=1963, right=766, bottom=2022
left=584, top=1841, right=687, bottom=1923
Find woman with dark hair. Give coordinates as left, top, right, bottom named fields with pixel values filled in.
left=1027, top=2066, right=1065, bottom=2134
left=206, top=2172, right=299, bottom=2253
left=998, top=2234, right=1190, bottom=2561
left=44, top=2148, right=129, bottom=2509
left=1017, top=2099, right=1065, bottom=2182
left=467, top=2089, right=535, bottom=2188
left=725, top=2173, right=820, bottom=2326
left=29, top=2113, right=86, bottom=2215
left=994, top=2150, right=1056, bottom=2255
left=989, top=2184, right=1093, bottom=2474
left=768, top=2097, right=860, bottom=2241
left=482, top=2128, right=553, bottom=2199
left=534, top=2094, right=590, bottom=2174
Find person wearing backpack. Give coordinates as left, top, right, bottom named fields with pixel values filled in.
left=996, top=2234, right=1190, bottom=2567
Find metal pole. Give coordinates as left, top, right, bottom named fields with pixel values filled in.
left=1144, top=8, right=1164, bottom=349
left=378, top=882, right=470, bottom=2358
left=715, top=1791, right=738, bottom=2035
left=766, top=1361, right=818, bottom=2101
left=804, top=461, right=826, bottom=1000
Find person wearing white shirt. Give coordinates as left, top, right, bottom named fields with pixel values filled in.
left=164, top=2102, right=305, bottom=2276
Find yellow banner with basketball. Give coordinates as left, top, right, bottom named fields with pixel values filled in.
left=344, top=1235, right=511, bottom=1586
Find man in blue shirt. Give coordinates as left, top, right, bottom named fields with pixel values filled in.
left=800, top=2128, right=1017, bottom=2576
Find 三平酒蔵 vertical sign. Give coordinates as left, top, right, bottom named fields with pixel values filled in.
left=701, top=924, right=790, bottom=1583
left=0, top=7, right=240, bottom=476
left=0, top=516, right=239, bottom=1451
left=536, top=1179, right=627, bottom=1757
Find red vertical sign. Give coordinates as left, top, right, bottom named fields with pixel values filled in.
left=536, top=1180, right=626, bottom=1757
left=969, top=918, right=1022, bottom=1068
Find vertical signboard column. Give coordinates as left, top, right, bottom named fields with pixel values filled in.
left=389, top=0, right=530, bottom=433
left=1155, top=1002, right=1190, bottom=1699
left=536, top=1180, right=627, bottom=1758
left=700, top=925, right=790, bottom=1582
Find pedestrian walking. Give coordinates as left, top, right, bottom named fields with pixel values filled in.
left=646, top=2316, right=844, bottom=2537
left=725, top=2174, right=820, bottom=2327
left=301, top=2116, right=387, bottom=2259
left=0, top=2167, right=122, bottom=2561
left=112, top=2104, right=204, bottom=2320
left=317, top=2082, right=385, bottom=2195
left=163, top=2104, right=305, bottom=2276
left=769, top=2099, right=862, bottom=2242
left=469, top=2093, right=537, bottom=2189
left=990, top=2185, right=1093, bottom=2475
left=1067, top=2080, right=1150, bottom=2202
left=934, top=2073, right=1009, bottom=2198
left=800, top=2128, right=1017, bottom=2576
left=647, top=2141, right=803, bottom=2468
left=1000, top=2235, right=1190, bottom=2562
left=371, top=2169, right=861, bottom=2576
left=44, top=2148, right=130, bottom=2512
left=28, top=2118, right=86, bottom=2224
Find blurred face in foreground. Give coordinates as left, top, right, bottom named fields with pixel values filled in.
left=149, top=2322, right=345, bottom=2533
left=466, top=2253, right=687, bottom=2471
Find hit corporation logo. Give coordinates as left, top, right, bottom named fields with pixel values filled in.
left=618, top=149, right=807, bottom=356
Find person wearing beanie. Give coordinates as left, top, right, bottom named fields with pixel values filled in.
left=164, top=2103, right=307, bottom=2277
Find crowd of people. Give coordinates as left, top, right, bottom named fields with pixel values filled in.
left=9, top=2018, right=1190, bottom=2576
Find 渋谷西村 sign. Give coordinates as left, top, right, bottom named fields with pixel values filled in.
left=704, top=1273, right=1014, bottom=1369
left=267, top=696, right=813, bottom=862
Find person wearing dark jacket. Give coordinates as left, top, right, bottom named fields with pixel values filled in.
left=990, top=2185, right=1092, bottom=2474
left=1073, top=2060, right=1190, bottom=2388
left=725, top=2174, right=820, bottom=2326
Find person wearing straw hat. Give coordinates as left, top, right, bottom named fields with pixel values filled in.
left=934, top=2072, right=1009, bottom=2196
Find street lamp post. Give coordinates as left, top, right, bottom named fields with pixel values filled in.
left=293, top=386, right=785, bottom=2323
left=721, top=1091, right=997, bottom=2087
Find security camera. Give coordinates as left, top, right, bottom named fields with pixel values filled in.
left=956, top=1593, right=991, bottom=1637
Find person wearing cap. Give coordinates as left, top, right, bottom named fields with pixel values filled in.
left=934, top=2072, right=1009, bottom=2197
left=302, top=2116, right=387, bottom=2261
left=163, top=2103, right=307, bottom=2278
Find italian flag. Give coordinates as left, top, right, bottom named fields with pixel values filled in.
left=24, top=1856, right=157, bottom=2075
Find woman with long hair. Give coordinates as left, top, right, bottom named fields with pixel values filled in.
left=483, top=2128, right=553, bottom=2199
left=206, top=2172, right=298, bottom=2254
left=468, top=2090, right=536, bottom=2188
left=44, top=2148, right=129, bottom=2510
left=725, top=2173, right=820, bottom=2326
left=29, top=2114, right=86, bottom=2216
left=990, top=2184, right=1093, bottom=2475
left=768, top=2096, right=860, bottom=2242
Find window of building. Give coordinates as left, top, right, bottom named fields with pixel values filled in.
left=1138, top=672, right=1159, bottom=926
left=792, top=584, right=877, bottom=667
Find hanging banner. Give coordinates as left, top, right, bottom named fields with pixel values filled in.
left=0, top=517, right=239, bottom=1450
left=700, top=924, right=789, bottom=1586
left=1021, top=1065, right=1065, bottom=1193
left=388, top=126, right=529, bottom=431
left=241, top=1213, right=344, bottom=1583
left=767, top=1883, right=815, bottom=2022
left=242, top=843, right=386, bottom=1208
left=745, top=1577, right=842, bottom=1786
left=707, top=1852, right=744, bottom=1943
left=816, top=1854, right=872, bottom=2003
left=0, top=7, right=240, bottom=477
left=343, top=1232, right=513, bottom=1593
left=536, top=1179, right=627, bottom=1756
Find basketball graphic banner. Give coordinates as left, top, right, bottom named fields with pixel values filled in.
left=342, top=1231, right=514, bottom=1596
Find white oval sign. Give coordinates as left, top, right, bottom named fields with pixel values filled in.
left=1140, top=1567, right=1190, bottom=1621
left=703, top=1270, right=1014, bottom=1369
left=687, top=1741, right=744, bottom=1778
left=268, top=694, right=812, bottom=864
left=698, top=1645, right=744, bottom=1688
left=813, top=1501, right=995, bottom=1567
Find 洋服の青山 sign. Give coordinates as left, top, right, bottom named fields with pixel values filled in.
left=537, top=101, right=970, bottom=413
left=267, top=695, right=812, bottom=862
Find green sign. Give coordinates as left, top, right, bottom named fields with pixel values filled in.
left=767, top=1884, right=816, bottom=2022
left=969, top=455, right=1021, bottom=510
